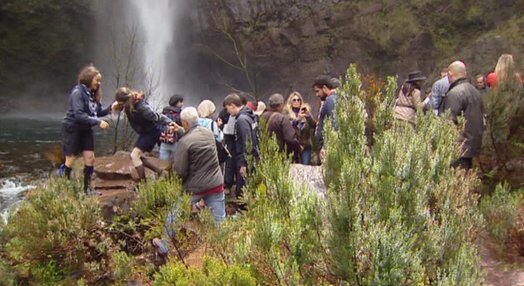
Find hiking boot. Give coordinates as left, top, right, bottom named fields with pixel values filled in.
left=152, top=238, right=172, bottom=256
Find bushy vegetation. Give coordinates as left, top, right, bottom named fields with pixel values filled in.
left=0, top=65, right=504, bottom=285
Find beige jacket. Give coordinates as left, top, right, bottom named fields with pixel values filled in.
left=394, top=88, right=424, bottom=123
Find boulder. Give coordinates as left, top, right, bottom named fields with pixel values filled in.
left=289, top=164, right=326, bottom=198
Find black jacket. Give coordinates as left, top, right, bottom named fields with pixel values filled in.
left=441, top=77, right=485, bottom=158
left=126, top=99, right=172, bottom=135
left=235, top=107, right=260, bottom=167
left=63, top=84, right=111, bottom=129
left=162, top=106, right=182, bottom=126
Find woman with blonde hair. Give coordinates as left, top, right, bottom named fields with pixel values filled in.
left=197, top=99, right=223, bottom=143
left=487, top=54, right=522, bottom=88
left=284, top=91, right=316, bottom=165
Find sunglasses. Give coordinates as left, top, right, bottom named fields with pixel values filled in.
left=292, top=98, right=302, bottom=102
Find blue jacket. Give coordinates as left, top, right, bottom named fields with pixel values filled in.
left=63, top=84, right=111, bottom=128
left=198, top=117, right=223, bottom=143
left=316, top=91, right=338, bottom=149
left=126, top=98, right=172, bottom=135
left=431, top=77, right=450, bottom=113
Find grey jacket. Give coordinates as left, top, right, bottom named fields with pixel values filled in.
left=441, top=77, right=485, bottom=158
left=174, top=125, right=223, bottom=195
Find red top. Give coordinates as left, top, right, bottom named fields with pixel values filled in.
left=198, top=184, right=224, bottom=196
left=487, top=73, right=498, bottom=88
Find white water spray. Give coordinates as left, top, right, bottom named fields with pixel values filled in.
left=130, top=0, right=177, bottom=106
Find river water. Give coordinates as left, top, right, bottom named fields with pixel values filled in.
left=0, top=116, right=114, bottom=218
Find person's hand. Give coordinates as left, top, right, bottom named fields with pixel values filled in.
left=111, top=101, right=121, bottom=112
left=300, top=145, right=305, bottom=152
left=168, top=122, right=179, bottom=132
left=319, top=149, right=326, bottom=161
left=99, top=120, right=110, bottom=129
left=217, top=118, right=223, bottom=128
left=303, top=109, right=311, bottom=118
left=239, top=166, right=247, bottom=177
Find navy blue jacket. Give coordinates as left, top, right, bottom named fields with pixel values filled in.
left=126, top=98, right=172, bottom=135
left=63, top=84, right=111, bottom=129
left=316, top=91, right=338, bottom=149
left=234, top=107, right=260, bottom=167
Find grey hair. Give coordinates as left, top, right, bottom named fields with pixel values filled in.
left=269, top=93, right=284, bottom=109
left=180, top=107, right=199, bottom=127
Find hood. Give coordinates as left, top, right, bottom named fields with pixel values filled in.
left=236, top=106, right=256, bottom=121
left=163, top=106, right=181, bottom=114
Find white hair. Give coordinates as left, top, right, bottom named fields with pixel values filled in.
left=180, top=107, right=199, bottom=127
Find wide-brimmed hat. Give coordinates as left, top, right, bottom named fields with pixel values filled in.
left=406, top=71, right=427, bottom=82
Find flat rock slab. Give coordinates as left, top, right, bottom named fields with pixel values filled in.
left=289, top=164, right=326, bottom=198
left=92, top=178, right=135, bottom=190
left=95, top=155, right=171, bottom=181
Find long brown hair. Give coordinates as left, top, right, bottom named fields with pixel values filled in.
left=114, top=87, right=137, bottom=113
left=78, top=65, right=102, bottom=101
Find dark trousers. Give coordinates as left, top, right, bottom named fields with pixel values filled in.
left=224, top=134, right=237, bottom=190
left=452, top=157, right=473, bottom=173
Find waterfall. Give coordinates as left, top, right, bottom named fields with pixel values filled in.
left=129, top=0, right=178, bottom=106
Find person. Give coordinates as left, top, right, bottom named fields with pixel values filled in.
left=197, top=100, right=223, bottom=143
left=218, top=106, right=236, bottom=196
left=253, top=101, right=266, bottom=122
left=262, top=93, right=301, bottom=160
left=223, top=93, right=260, bottom=203
left=283, top=91, right=317, bottom=165
left=114, top=87, right=174, bottom=182
left=61, top=65, right=117, bottom=195
left=487, top=54, right=522, bottom=88
left=153, top=107, right=225, bottom=256
left=475, top=74, right=490, bottom=98
left=313, top=75, right=338, bottom=161
left=159, top=95, right=183, bottom=162
left=430, top=68, right=450, bottom=115
left=393, top=71, right=429, bottom=126
left=441, top=61, right=485, bottom=172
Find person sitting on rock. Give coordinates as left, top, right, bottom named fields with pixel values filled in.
left=159, top=94, right=184, bottom=163
left=153, top=107, right=225, bottom=256
left=114, top=87, right=175, bottom=183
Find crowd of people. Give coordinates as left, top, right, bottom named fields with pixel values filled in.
left=59, top=54, right=516, bottom=255
left=393, top=54, right=521, bottom=171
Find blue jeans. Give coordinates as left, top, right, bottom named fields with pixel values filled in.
left=164, top=192, right=225, bottom=239
left=301, top=148, right=312, bottom=165
left=159, top=142, right=177, bottom=162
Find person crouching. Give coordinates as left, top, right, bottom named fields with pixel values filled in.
left=114, top=87, right=175, bottom=182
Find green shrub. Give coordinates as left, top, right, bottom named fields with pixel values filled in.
left=154, top=256, right=257, bottom=286
left=480, top=184, right=524, bottom=247
left=0, top=179, right=120, bottom=285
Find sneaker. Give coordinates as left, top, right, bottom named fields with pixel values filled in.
left=59, top=164, right=66, bottom=177
left=152, top=238, right=172, bottom=256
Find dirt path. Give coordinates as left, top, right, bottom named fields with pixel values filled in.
left=480, top=239, right=524, bottom=286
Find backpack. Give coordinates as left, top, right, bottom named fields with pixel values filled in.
left=160, top=110, right=180, bottom=144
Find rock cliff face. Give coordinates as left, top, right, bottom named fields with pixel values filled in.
left=181, top=0, right=522, bottom=101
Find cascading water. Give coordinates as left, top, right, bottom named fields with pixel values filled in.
left=129, top=0, right=177, bottom=106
